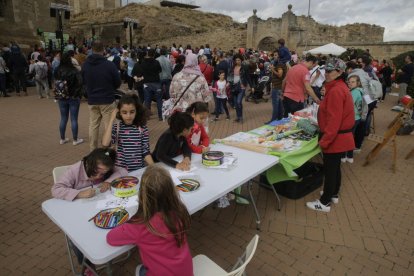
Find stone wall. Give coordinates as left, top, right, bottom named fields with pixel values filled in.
left=247, top=5, right=384, bottom=51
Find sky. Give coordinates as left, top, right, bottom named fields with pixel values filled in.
left=124, top=0, right=414, bottom=41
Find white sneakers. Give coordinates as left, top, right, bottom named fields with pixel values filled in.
left=73, top=138, right=84, bottom=146
left=341, top=157, right=354, bottom=163
left=306, top=200, right=331, bottom=212
left=59, top=138, right=69, bottom=145
left=320, top=190, right=339, bottom=204
left=60, top=138, right=84, bottom=146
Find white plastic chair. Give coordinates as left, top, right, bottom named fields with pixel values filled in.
left=192, top=234, right=259, bottom=276
left=52, top=165, right=70, bottom=183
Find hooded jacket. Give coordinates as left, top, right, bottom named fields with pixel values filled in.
left=82, top=54, right=121, bottom=105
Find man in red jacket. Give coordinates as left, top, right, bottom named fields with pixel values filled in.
left=307, top=58, right=355, bottom=212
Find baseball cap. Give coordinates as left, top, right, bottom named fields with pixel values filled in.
left=325, top=58, right=346, bottom=72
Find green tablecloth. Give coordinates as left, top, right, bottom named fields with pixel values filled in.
left=247, top=125, right=321, bottom=185
left=266, top=137, right=320, bottom=184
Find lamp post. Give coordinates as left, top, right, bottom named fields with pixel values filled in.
left=123, top=17, right=139, bottom=50
left=50, top=3, right=71, bottom=53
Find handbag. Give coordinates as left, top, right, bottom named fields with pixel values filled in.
left=162, top=75, right=199, bottom=120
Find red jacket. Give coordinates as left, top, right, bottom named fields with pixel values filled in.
left=318, top=79, right=355, bottom=153
left=186, top=122, right=209, bottom=154
left=199, top=63, right=213, bottom=85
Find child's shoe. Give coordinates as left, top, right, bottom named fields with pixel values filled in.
left=341, top=157, right=347, bottom=163
left=347, top=158, right=354, bottom=163
left=236, top=196, right=250, bottom=205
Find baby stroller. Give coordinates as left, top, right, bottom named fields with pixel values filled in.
left=246, top=74, right=270, bottom=103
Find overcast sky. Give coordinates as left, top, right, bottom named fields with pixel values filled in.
left=125, top=0, right=414, bottom=41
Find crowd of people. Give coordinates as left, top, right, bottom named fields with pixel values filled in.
left=1, top=37, right=413, bottom=275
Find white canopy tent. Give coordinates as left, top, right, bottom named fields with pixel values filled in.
left=304, top=43, right=347, bottom=56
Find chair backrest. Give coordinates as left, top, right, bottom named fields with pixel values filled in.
left=53, top=165, right=70, bottom=183
left=227, top=234, right=259, bottom=276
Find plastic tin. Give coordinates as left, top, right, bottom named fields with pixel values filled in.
left=110, top=176, right=139, bottom=198
left=202, top=151, right=224, bottom=167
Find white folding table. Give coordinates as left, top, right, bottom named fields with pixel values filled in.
left=42, top=144, right=279, bottom=275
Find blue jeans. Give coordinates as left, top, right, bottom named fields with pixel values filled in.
left=58, top=98, right=81, bottom=140
left=160, top=79, right=171, bottom=99
left=144, top=82, right=162, bottom=119
left=270, top=88, right=283, bottom=121
left=234, top=84, right=245, bottom=119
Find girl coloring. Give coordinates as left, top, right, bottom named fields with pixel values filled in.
left=107, top=165, right=193, bottom=276
left=186, top=102, right=210, bottom=154
left=51, top=148, right=127, bottom=201
left=152, top=112, right=193, bottom=171
left=102, top=94, right=154, bottom=172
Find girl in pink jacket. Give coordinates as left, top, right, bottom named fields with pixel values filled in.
left=107, top=165, right=193, bottom=276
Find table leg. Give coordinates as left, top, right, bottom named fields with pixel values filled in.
left=64, top=234, right=83, bottom=276
left=270, top=184, right=282, bottom=211
left=105, top=261, right=113, bottom=275
left=247, top=181, right=261, bottom=230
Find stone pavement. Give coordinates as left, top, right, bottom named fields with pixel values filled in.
left=0, top=87, right=413, bottom=276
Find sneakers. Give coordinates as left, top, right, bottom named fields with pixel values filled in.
left=306, top=199, right=331, bottom=212
left=60, top=138, right=69, bottom=145
left=341, top=157, right=354, bottom=163
left=73, top=138, right=84, bottom=146
left=353, top=148, right=361, bottom=154
left=320, top=191, right=339, bottom=204
left=236, top=196, right=250, bottom=205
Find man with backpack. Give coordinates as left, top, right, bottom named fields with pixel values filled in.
left=29, top=55, right=50, bottom=99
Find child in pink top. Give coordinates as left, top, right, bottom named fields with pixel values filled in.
left=186, top=102, right=210, bottom=154
left=107, top=165, right=193, bottom=276
left=51, top=148, right=127, bottom=201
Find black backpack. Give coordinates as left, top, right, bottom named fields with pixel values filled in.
left=54, top=79, right=69, bottom=99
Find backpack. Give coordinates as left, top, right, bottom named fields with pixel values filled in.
left=355, top=88, right=368, bottom=121
left=35, top=63, right=48, bottom=80
left=54, top=79, right=70, bottom=100
left=367, top=79, right=383, bottom=99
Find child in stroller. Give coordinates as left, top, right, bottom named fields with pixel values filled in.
left=246, top=72, right=270, bottom=103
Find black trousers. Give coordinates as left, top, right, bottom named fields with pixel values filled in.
left=283, top=97, right=304, bottom=118
left=320, top=152, right=343, bottom=205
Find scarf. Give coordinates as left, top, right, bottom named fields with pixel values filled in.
left=181, top=53, right=203, bottom=76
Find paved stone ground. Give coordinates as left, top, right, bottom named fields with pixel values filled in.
left=0, top=86, right=413, bottom=276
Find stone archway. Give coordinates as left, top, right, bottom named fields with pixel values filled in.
left=257, top=36, right=278, bottom=51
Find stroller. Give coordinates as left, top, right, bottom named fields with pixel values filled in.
left=246, top=74, right=270, bottom=103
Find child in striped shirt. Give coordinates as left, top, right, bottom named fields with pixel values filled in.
left=103, top=94, right=154, bottom=172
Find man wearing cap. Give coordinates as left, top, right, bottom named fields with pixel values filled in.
left=281, top=55, right=320, bottom=117
left=307, top=58, right=355, bottom=212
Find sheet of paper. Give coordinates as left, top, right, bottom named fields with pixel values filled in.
left=95, top=194, right=138, bottom=209
left=169, top=166, right=198, bottom=185
left=223, top=132, right=258, bottom=142
left=363, top=94, right=374, bottom=105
